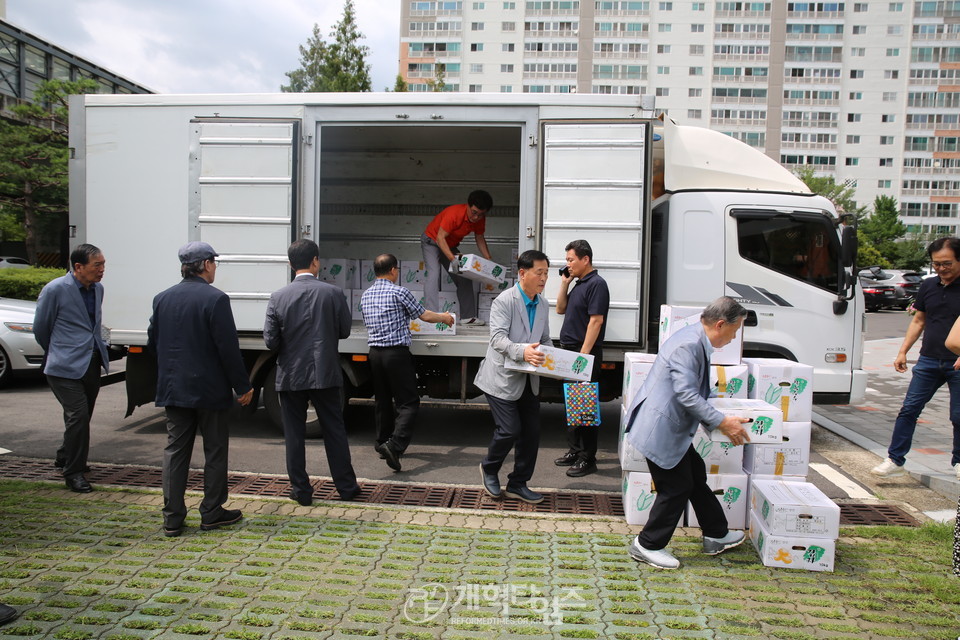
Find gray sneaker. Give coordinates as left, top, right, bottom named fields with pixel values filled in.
left=703, top=530, right=745, bottom=556
left=628, top=537, right=680, bottom=569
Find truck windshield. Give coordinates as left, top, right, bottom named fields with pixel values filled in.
left=735, top=211, right=840, bottom=293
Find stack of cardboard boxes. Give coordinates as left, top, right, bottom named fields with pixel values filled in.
left=618, top=306, right=839, bottom=571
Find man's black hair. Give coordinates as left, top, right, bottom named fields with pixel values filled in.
left=288, top=239, right=320, bottom=271
left=374, top=254, right=399, bottom=276
left=467, top=190, right=493, bottom=211
left=517, top=249, right=549, bottom=271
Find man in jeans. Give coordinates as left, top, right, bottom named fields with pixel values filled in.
left=872, top=236, right=960, bottom=481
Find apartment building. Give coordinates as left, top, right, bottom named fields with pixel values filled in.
left=399, top=1, right=960, bottom=235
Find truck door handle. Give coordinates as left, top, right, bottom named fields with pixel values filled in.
left=744, top=311, right=758, bottom=327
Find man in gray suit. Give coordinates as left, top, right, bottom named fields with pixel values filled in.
left=624, top=297, right=751, bottom=569
left=34, top=244, right=109, bottom=493
left=475, top=249, right=552, bottom=504
left=264, top=240, right=361, bottom=504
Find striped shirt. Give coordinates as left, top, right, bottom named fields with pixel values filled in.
left=360, top=278, right=425, bottom=347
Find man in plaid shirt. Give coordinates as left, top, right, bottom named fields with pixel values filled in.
left=360, top=254, right=454, bottom=472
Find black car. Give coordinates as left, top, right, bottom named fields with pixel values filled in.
left=859, top=277, right=897, bottom=312
left=858, top=268, right=924, bottom=309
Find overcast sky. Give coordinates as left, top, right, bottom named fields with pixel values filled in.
left=6, top=0, right=402, bottom=93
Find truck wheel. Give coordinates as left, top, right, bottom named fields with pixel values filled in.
left=262, top=365, right=324, bottom=439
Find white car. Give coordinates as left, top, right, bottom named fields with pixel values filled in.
left=0, top=256, right=31, bottom=269
left=0, top=298, right=44, bottom=386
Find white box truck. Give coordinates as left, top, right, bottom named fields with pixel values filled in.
left=68, top=93, right=865, bottom=434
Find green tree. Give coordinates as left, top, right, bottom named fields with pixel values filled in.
left=859, top=195, right=906, bottom=265
left=426, top=63, right=446, bottom=92
left=0, top=79, right=96, bottom=263
left=894, top=235, right=931, bottom=271
left=392, top=75, right=408, bottom=92
left=794, top=166, right=863, bottom=216
left=281, top=0, right=372, bottom=93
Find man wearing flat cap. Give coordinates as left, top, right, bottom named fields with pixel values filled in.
left=148, top=241, right=253, bottom=537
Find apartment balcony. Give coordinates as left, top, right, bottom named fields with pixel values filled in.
left=526, top=29, right=578, bottom=37
left=592, top=51, right=649, bottom=59
left=409, top=29, right=462, bottom=37
left=526, top=8, right=579, bottom=15
left=712, top=75, right=769, bottom=83
left=780, top=160, right=837, bottom=171
left=782, top=121, right=838, bottom=128
left=711, top=96, right=767, bottom=104
left=901, top=188, right=955, bottom=197
left=524, top=50, right=583, bottom=58
left=407, top=70, right=461, bottom=79
left=784, top=33, right=845, bottom=41
left=593, top=30, right=649, bottom=38
left=408, top=50, right=460, bottom=58
left=715, top=31, right=771, bottom=40
left=713, top=53, right=772, bottom=62
left=710, top=118, right=767, bottom=127
left=522, top=72, right=578, bottom=79
left=783, top=98, right=840, bottom=106
left=787, top=10, right=844, bottom=18
left=593, top=74, right=648, bottom=82
left=716, top=10, right=771, bottom=18
left=784, top=55, right=843, bottom=63
left=595, top=9, right=649, bottom=16
left=782, top=76, right=842, bottom=84
left=779, top=142, right=837, bottom=150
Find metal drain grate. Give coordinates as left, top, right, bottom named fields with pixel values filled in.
left=839, top=503, right=919, bottom=527
left=0, top=457, right=918, bottom=525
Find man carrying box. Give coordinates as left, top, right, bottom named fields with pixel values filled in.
left=360, top=254, right=454, bottom=472
left=421, top=190, right=494, bottom=326
left=555, top=239, right=610, bottom=478
left=474, top=250, right=552, bottom=504
left=624, top=297, right=751, bottom=569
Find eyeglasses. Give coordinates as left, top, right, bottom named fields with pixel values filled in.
left=468, top=207, right=486, bottom=218
left=208, top=259, right=220, bottom=266
left=932, top=261, right=955, bottom=269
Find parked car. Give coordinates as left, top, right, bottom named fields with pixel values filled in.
left=0, top=297, right=44, bottom=387
left=0, top=256, right=31, bottom=269
left=858, top=267, right=923, bottom=309
left=859, top=277, right=897, bottom=312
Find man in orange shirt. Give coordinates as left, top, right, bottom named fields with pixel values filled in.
left=421, top=190, right=494, bottom=326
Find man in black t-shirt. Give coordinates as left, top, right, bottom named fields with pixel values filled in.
left=555, top=239, right=610, bottom=477
left=872, top=237, right=960, bottom=481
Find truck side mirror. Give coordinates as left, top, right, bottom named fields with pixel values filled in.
left=840, top=225, right=857, bottom=268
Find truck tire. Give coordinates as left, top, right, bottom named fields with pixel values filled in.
left=262, top=364, right=324, bottom=439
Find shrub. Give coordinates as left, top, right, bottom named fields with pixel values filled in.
left=0, top=267, right=64, bottom=301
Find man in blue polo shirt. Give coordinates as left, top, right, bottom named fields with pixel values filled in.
left=872, top=236, right=960, bottom=481
left=554, top=239, right=610, bottom=477
left=360, top=254, right=454, bottom=472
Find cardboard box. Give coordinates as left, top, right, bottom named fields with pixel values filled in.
left=750, top=478, right=840, bottom=539
left=478, top=292, right=497, bottom=323
left=359, top=260, right=378, bottom=290
left=622, top=472, right=658, bottom=526
left=693, top=426, right=745, bottom=474
left=742, top=357, right=814, bottom=423
left=454, top=253, right=507, bottom=286
left=659, top=304, right=743, bottom=365
left=622, top=352, right=656, bottom=409
left=619, top=407, right=649, bottom=472
left=400, top=260, right=425, bottom=287
left=479, top=277, right=514, bottom=294
left=711, top=364, right=749, bottom=399
left=410, top=314, right=456, bottom=336
left=504, top=344, right=595, bottom=381
left=349, top=290, right=363, bottom=321
left=749, top=511, right=835, bottom=572
left=438, top=291, right=460, bottom=316
left=706, top=398, right=783, bottom=444
left=319, top=258, right=358, bottom=290
left=743, top=421, right=812, bottom=477
left=686, top=472, right=749, bottom=530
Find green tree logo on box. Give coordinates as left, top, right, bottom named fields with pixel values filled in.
left=722, top=487, right=741, bottom=508
left=435, top=322, right=450, bottom=331
left=763, top=383, right=783, bottom=406
left=720, top=442, right=736, bottom=452
left=751, top=416, right=773, bottom=435
left=571, top=356, right=589, bottom=375
left=366, top=268, right=375, bottom=282
left=803, top=545, right=826, bottom=563
left=791, top=377, right=808, bottom=398
left=459, top=256, right=469, bottom=268
left=757, top=531, right=765, bottom=551
left=406, top=270, right=417, bottom=283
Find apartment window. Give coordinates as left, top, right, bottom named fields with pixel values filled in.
left=888, top=1, right=902, bottom=8
left=886, top=48, right=899, bottom=56
left=879, top=158, right=893, bottom=167
left=878, top=180, right=892, bottom=188
left=691, top=24, right=704, bottom=32
left=473, top=2, right=485, bottom=8
left=845, top=158, right=859, bottom=166
left=501, top=64, right=514, bottom=72
left=880, top=136, right=895, bottom=145
left=503, top=1, right=516, bottom=7
left=851, top=48, right=865, bottom=56
left=471, top=22, right=484, bottom=30
left=854, top=2, right=868, bottom=9
left=470, top=63, right=483, bottom=73
left=849, top=92, right=862, bottom=100
left=471, top=43, right=484, bottom=51
left=655, top=87, right=669, bottom=96
left=657, top=65, right=670, bottom=74
left=689, top=88, right=702, bottom=97
left=500, top=85, right=513, bottom=92
left=882, top=92, right=897, bottom=101
left=688, top=109, right=702, bottom=119
left=658, top=23, right=672, bottom=31
left=884, top=70, right=899, bottom=79
left=852, top=25, right=866, bottom=34
left=502, top=21, right=515, bottom=30
left=502, top=43, right=515, bottom=51
left=887, top=26, right=902, bottom=35
left=850, top=70, right=864, bottom=79
left=882, top=114, right=896, bottom=122
left=846, top=135, right=860, bottom=143
left=657, top=45, right=671, bottom=53
left=469, top=84, right=482, bottom=91
left=848, top=113, right=861, bottom=122
left=659, top=1, right=673, bottom=8
left=693, top=2, right=705, bottom=8
left=689, top=66, right=703, bottom=75
left=690, top=44, right=705, bottom=55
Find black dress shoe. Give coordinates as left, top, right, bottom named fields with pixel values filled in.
left=479, top=463, right=501, bottom=498
left=340, top=486, right=363, bottom=501
left=200, top=509, right=242, bottom=531
left=554, top=451, right=579, bottom=466
left=566, top=459, right=598, bottom=478
left=0, top=603, right=19, bottom=625
left=504, top=484, right=544, bottom=504
left=288, top=490, right=313, bottom=507
left=65, top=475, right=93, bottom=493
left=375, top=443, right=402, bottom=472
left=163, top=526, right=183, bottom=538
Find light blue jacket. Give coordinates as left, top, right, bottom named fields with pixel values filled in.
left=34, top=273, right=109, bottom=379
left=625, top=322, right=723, bottom=469
left=473, top=285, right=552, bottom=401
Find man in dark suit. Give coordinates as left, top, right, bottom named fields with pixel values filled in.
left=34, top=243, right=109, bottom=493
left=148, top=242, right=253, bottom=537
left=263, top=239, right=361, bottom=504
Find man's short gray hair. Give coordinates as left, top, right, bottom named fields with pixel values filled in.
left=701, top=296, right=747, bottom=324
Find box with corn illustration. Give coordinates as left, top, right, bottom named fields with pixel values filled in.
left=453, top=253, right=507, bottom=286
left=504, top=344, right=595, bottom=382
left=409, top=314, right=457, bottom=336
left=705, top=397, right=784, bottom=444
left=743, top=357, right=814, bottom=423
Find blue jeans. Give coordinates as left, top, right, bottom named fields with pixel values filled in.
left=888, top=355, right=960, bottom=466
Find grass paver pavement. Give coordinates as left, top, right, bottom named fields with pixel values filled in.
left=0, top=479, right=956, bottom=639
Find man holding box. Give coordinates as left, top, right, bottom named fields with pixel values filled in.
left=555, top=239, right=610, bottom=477
left=624, top=297, right=751, bottom=569
left=360, top=254, right=455, bottom=472
left=474, top=250, right=552, bottom=504
left=421, top=190, right=494, bottom=326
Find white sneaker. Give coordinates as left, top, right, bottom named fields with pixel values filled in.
left=871, top=458, right=906, bottom=477
left=628, top=537, right=680, bottom=569
left=954, top=462, right=960, bottom=481
left=703, top=530, right=745, bottom=556
left=460, top=317, right=486, bottom=326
